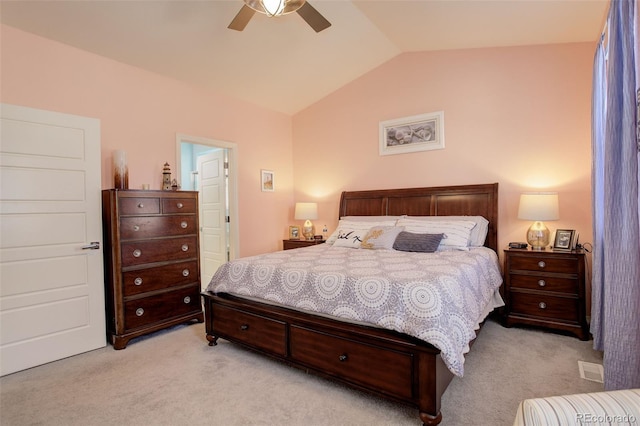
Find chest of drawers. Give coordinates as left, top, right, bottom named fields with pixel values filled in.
left=503, top=248, right=588, bottom=340
left=102, top=190, right=203, bottom=349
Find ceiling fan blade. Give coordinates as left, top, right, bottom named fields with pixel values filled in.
left=228, top=5, right=256, bottom=31
left=296, top=2, right=331, bottom=33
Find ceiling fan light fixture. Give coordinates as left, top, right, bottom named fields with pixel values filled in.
left=261, top=0, right=285, bottom=16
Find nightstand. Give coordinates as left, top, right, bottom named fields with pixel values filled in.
left=503, top=248, right=588, bottom=340
left=283, top=239, right=325, bottom=250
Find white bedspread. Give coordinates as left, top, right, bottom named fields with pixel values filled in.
left=206, top=244, right=504, bottom=377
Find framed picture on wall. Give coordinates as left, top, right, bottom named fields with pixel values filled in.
left=379, top=111, right=445, bottom=156
left=261, top=169, right=274, bottom=192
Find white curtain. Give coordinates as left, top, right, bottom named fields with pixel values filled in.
left=591, top=0, right=640, bottom=390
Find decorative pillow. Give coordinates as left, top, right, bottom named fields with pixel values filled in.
left=360, top=226, right=405, bottom=250
left=393, top=232, right=444, bottom=253
left=395, top=218, right=477, bottom=251
left=326, top=219, right=397, bottom=245
left=402, top=215, right=489, bottom=246
left=332, top=228, right=369, bottom=248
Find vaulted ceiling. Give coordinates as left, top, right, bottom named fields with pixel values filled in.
left=1, top=0, right=608, bottom=115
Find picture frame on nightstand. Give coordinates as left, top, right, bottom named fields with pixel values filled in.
left=289, top=225, right=300, bottom=240
left=553, top=229, right=576, bottom=251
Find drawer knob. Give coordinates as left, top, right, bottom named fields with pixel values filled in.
left=539, top=302, right=547, bottom=309
left=133, top=249, right=142, bottom=258
left=137, top=203, right=144, bottom=208
left=177, top=202, right=184, bottom=209
left=538, top=261, right=546, bottom=268
left=133, top=225, right=140, bottom=231
left=134, top=277, right=143, bottom=286
left=338, top=354, right=348, bottom=362
left=181, top=244, right=189, bottom=252
left=135, top=308, right=144, bottom=316
left=181, top=221, right=188, bottom=229
left=183, top=296, right=191, bottom=304
left=240, top=324, right=249, bottom=331
left=538, top=279, right=546, bottom=287
left=182, top=269, right=190, bottom=277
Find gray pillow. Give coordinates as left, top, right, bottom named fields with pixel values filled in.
left=393, top=232, right=444, bottom=253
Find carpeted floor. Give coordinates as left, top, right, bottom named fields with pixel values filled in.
left=0, top=318, right=603, bottom=426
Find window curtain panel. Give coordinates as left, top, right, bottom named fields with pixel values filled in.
left=591, top=0, right=640, bottom=390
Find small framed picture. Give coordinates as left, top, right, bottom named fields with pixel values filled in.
left=261, top=169, right=274, bottom=192
left=289, top=226, right=300, bottom=240
left=553, top=229, right=575, bottom=251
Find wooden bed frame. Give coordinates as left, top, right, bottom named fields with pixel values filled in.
left=202, top=183, right=499, bottom=425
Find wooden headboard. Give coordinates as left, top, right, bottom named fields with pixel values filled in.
left=338, top=183, right=499, bottom=252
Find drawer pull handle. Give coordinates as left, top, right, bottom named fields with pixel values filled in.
left=133, top=249, right=142, bottom=258
left=134, top=277, right=143, bottom=286
left=182, top=269, right=190, bottom=277
left=183, top=296, right=191, bottom=304
left=133, top=225, right=140, bottom=231
left=135, top=308, right=144, bottom=316
left=240, top=324, right=249, bottom=331
left=181, top=221, right=188, bottom=229
left=539, top=302, right=547, bottom=309
left=538, top=279, right=546, bottom=287
left=338, top=354, right=348, bottom=362
left=177, top=202, right=184, bottom=209
left=181, top=244, right=189, bottom=252
left=538, top=261, right=546, bottom=268
left=137, top=203, right=144, bottom=209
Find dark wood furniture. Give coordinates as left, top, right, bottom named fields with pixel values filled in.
left=282, top=239, right=325, bottom=250
left=202, top=183, right=499, bottom=426
left=503, top=248, right=588, bottom=340
left=102, top=189, right=204, bottom=349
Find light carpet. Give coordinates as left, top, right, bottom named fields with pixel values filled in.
left=0, top=319, right=603, bottom=426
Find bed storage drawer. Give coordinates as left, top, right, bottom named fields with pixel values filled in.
left=212, top=304, right=287, bottom=356
left=290, top=325, right=414, bottom=399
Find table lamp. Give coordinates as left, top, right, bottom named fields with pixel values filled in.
left=294, top=202, right=318, bottom=241
left=518, top=192, right=559, bottom=250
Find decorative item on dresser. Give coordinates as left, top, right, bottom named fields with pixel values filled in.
left=503, top=248, right=588, bottom=340
left=282, top=238, right=325, bottom=250
left=102, top=189, right=204, bottom=349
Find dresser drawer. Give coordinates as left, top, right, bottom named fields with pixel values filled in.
left=162, top=197, right=196, bottom=214
left=509, top=275, right=578, bottom=294
left=121, top=236, right=197, bottom=267
left=510, top=292, right=578, bottom=322
left=212, top=304, right=286, bottom=356
left=120, top=216, right=197, bottom=240
left=123, top=260, right=198, bottom=297
left=119, top=197, right=160, bottom=215
left=290, top=326, right=414, bottom=399
left=124, top=285, right=201, bottom=330
left=509, top=255, right=579, bottom=274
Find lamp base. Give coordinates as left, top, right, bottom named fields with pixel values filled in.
left=303, top=220, right=315, bottom=241
left=527, top=221, right=550, bottom=250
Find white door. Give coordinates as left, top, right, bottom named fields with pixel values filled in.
left=0, top=104, right=105, bottom=376
left=197, top=149, right=227, bottom=289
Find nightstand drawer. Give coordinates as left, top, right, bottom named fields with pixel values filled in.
left=509, top=255, right=579, bottom=274
left=510, top=292, right=578, bottom=322
left=509, top=275, right=578, bottom=294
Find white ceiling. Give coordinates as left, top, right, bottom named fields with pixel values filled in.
left=1, top=0, right=608, bottom=115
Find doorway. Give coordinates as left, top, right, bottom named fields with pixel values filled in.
left=175, top=134, right=239, bottom=290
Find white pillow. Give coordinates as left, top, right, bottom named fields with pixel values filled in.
left=326, top=219, right=397, bottom=245
left=360, top=226, right=405, bottom=250
left=395, top=218, right=477, bottom=251
left=401, top=215, right=489, bottom=247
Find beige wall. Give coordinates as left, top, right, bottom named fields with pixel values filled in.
left=1, top=25, right=293, bottom=257
left=292, top=43, right=594, bottom=257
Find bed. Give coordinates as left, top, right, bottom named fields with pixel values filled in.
left=201, top=183, right=502, bottom=425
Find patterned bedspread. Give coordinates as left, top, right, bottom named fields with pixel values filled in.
left=206, top=244, right=504, bottom=376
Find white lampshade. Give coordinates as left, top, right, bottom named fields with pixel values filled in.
left=518, top=192, right=559, bottom=250
left=295, top=202, right=318, bottom=241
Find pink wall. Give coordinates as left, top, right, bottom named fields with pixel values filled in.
left=292, top=43, right=594, bottom=258
left=1, top=25, right=293, bottom=256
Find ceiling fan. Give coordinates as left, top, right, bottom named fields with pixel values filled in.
left=228, top=0, right=331, bottom=33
